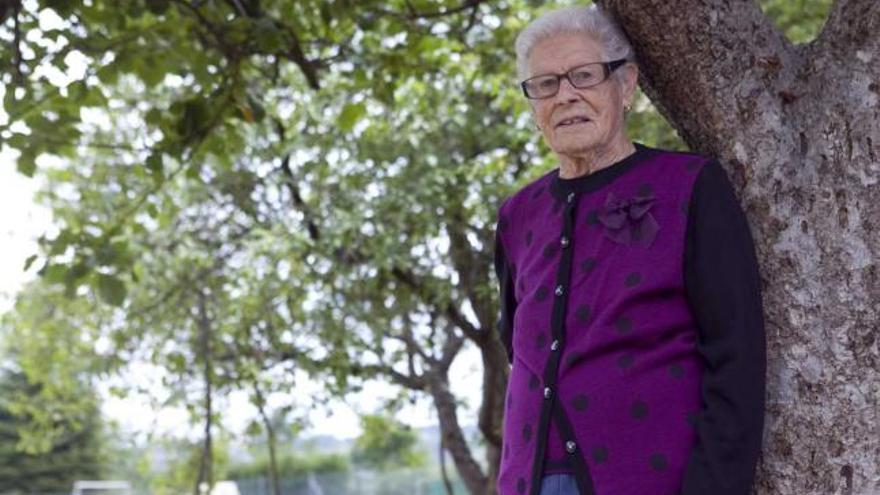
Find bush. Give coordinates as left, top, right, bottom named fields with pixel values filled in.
left=227, top=451, right=350, bottom=479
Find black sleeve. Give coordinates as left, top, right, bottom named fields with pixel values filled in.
left=680, top=160, right=767, bottom=495
left=493, top=224, right=517, bottom=365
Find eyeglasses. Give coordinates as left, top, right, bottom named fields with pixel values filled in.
left=520, top=59, right=629, bottom=99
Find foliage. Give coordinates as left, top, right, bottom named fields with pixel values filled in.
left=0, top=281, right=109, bottom=455
left=227, top=450, right=350, bottom=480
left=350, top=415, right=427, bottom=471
left=758, top=0, right=833, bottom=43
left=0, top=369, right=104, bottom=493
left=145, top=435, right=231, bottom=495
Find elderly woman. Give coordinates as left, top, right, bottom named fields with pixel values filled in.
left=493, top=5, right=766, bottom=495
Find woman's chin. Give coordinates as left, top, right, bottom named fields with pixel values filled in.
left=551, top=136, right=603, bottom=157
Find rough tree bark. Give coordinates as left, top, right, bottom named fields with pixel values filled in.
left=595, top=0, right=879, bottom=493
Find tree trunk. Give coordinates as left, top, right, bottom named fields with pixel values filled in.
left=477, top=339, right=509, bottom=495
left=253, top=383, right=281, bottom=495
left=597, top=0, right=880, bottom=492
left=195, top=289, right=214, bottom=495
left=439, top=435, right=456, bottom=495
left=427, top=371, right=488, bottom=495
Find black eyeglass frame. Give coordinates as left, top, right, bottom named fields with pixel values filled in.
left=520, top=59, right=629, bottom=99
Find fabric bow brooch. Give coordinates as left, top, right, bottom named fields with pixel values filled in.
left=597, top=190, right=659, bottom=247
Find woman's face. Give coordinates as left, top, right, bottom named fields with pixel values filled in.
left=526, top=33, right=638, bottom=158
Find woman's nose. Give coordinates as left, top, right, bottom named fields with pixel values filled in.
left=555, top=77, right=581, bottom=101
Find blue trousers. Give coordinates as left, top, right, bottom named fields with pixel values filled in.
left=539, top=474, right=580, bottom=495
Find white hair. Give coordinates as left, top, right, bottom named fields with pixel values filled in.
left=515, top=5, right=635, bottom=81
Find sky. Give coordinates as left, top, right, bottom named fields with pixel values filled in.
left=0, top=4, right=483, bottom=444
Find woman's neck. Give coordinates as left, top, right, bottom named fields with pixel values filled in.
left=557, top=138, right=636, bottom=179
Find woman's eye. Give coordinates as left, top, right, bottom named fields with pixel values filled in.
left=572, top=70, right=596, bottom=81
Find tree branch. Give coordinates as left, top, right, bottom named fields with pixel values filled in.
left=817, top=0, right=880, bottom=65
left=376, top=0, right=485, bottom=20
left=437, top=322, right=465, bottom=373
left=276, top=22, right=321, bottom=90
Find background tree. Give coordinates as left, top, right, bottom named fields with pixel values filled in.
left=2, top=0, right=876, bottom=493
left=0, top=369, right=104, bottom=492
left=350, top=414, right=427, bottom=471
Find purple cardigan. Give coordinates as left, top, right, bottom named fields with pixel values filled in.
left=494, top=143, right=766, bottom=495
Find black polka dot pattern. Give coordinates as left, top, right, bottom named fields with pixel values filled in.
left=528, top=373, right=539, bottom=390
left=535, top=285, right=549, bottom=301
left=585, top=210, right=600, bottom=226
left=535, top=332, right=547, bottom=350
left=575, top=304, right=591, bottom=323
left=631, top=400, right=648, bottom=420
left=625, top=272, right=642, bottom=287
left=543, top=242, right=559, bottom=258
left=591, top=445, right=608, bottom=464
left=617, top=354, right=635, bottom=369
left=580, top=257, right=597, bottom=274
left=525, top=230, right=533, bottom=246
left=615, top=316, right=633, bottom=333
left=669, top=363, right=684, bottom=378
left=572, top=394, right=589, bottom=411
left=522, top=423, right=532, bottom=442
left=649, top=452, right=668, bottom=471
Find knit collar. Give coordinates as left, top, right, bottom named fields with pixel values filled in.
left=549, top=142, right=656, bottom=201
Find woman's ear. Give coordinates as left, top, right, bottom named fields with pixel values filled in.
left=621, top=63, right=639, bottom=108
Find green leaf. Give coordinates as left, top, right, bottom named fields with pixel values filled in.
left=246, top=94, right=266, bottom=123
left=146, top=0, right=170, bottom=15
left=95, top=274, right=127, bottom=306
left=40, top=264, right=67, bottom=283
left=253, top=18, right=287, bottom=52
left=17, top=149, right=37, bottom=177
left=96, top=63, right=119, bottom=85
left=146, top=152, right=163, bottom=177
left=95, top=241, right=119, bottom=266
left=177, top=98, right=210, bottom=139
left=23, top=254, right=38, bottom=271
left=138, top=55, right=166, bottom=87
left=338, top=102, right=366, bottom=132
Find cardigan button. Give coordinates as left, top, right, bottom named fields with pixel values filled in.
left=566, top=192, right=575, bottom=203
left=565, top=440, right=577, bottom=454
left=551, top=340, right=560, bottom=351
left=543, top=387, right=552, bottom=399
left=560, top=236, right=570, bottom=248
left=555, top=285, right=564, bottom=297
